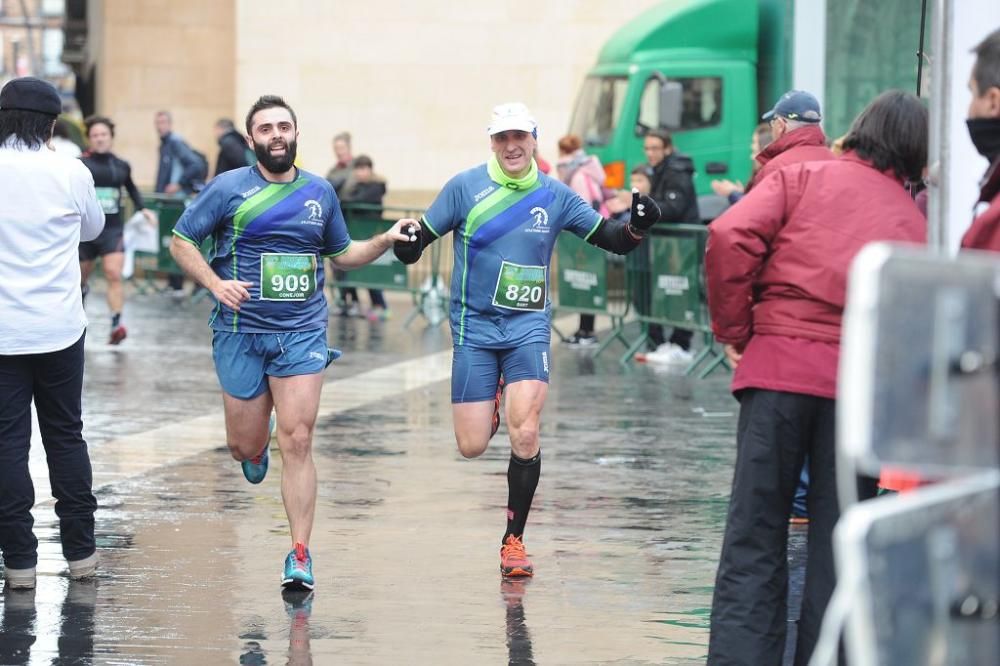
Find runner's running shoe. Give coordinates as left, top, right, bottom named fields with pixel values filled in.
left=500, top=534, right=534, bottom=578
left=241, top=412, right=276, bottom=484
left=491, top=375, right=506, bottom=439
left=282, top=542, right=315, bottom=590
left=109, top=325, right=127, bottom=345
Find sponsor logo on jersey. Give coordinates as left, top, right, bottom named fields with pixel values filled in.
left=474, top=185, right=496, bottom=202
left=525, top=206, right=550, bottom=233
left=241, top=185, right=262, bottom=199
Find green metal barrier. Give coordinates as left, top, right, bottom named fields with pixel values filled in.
left=621, top=224, right=728, bottom=377
left=143, top=193, right=190, bottom=275
left=552, top=233, right=629, bottom=355
left=334, top=203, right=448, bottom=327
left=137, top=192, right=213, bottom=301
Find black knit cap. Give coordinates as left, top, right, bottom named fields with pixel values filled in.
left=0, top=76, right=61, bottom=116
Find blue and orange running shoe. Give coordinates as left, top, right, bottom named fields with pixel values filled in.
left=500, top=534, right=533, bottom=578
left=241, top=412, right=276, bottom=484
left=282, top=542, right=315, bottom=590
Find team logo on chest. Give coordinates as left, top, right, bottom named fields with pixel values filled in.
left=302, top=199, right=324, bottom=226
left=525, top=206, right=550, bottom=234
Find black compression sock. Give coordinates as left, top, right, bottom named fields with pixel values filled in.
left=504, top=451, right=541, bottom=543
left=111, top=312, right=121, bottom=329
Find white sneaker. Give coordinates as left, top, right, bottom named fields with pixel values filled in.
left=3, top=566, right=36, bottom=589
left=67, top=552, right=98, bottom=580
left=645, top=343, right=693, bottom=365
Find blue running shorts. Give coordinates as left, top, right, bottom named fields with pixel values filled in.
left=451, top=342, right=550, bottom=403
left=212, top=328, right=328, bottom=400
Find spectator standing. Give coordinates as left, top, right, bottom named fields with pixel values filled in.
left=556, top=133, right=610, bottom=346
left=213, top=118, right=251, bottom=177
left=325, top=131, right=354, bottom=195
left=339, top=154, right=390, bottom=320
left=961, top=27, right=1000, bottom=251
left=640, top=130, right=698, bottom=364
left=155, top=110, right=205, bottom=296
left=711, top=122, right=774, bottom=204
left=704, top=91, right=929, bottom=665
left=745, top=90, right=834, bottom=193
left=0, top=77, right=105, bottom=589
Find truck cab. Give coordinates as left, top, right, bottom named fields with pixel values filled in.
left=568, top=0, right=785, bottom=219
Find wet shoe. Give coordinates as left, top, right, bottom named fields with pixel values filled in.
left=282, top=542, right=315, bottom=590
left=67, top=552, right=98, bottom=580
left=108, top=324, right=127, bottom=345
left=500, top=535, right=534, bottom=578
left=241, top=413, right=275, bottom=484
left=3, top=565, right=37, bottom=589
left=491, top=375, right=506, bottom=439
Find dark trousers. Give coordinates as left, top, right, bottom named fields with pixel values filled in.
left=0, top=333, right=96, bottom=569
left=707, top=389, right=876, bottom=666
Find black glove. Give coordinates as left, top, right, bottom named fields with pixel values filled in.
left=628, top=189, right=661, bottom=232
left=393, top=222, right=424, bottom=265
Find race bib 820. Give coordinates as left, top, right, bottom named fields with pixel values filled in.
left=492, top=260, right=546, bottom=311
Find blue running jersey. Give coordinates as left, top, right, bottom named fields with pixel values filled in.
left=173, top=166, right=351, bottom=333
left=422, top=157, right=602, bottom=348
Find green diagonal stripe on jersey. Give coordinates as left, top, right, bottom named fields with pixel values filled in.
left=233, top=178, right=310, bottom=236
left=465, top=183, right=540, bottom=238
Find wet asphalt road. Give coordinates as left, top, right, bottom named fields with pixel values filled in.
left=1, top=286, right=807, bottom=665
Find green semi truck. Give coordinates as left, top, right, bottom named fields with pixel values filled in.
left=568, top=0, right=927, bottom=215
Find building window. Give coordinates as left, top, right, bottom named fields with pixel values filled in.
left=41, top=0, right=66, bottom=17
left=43, top=28, right=66, bottom=75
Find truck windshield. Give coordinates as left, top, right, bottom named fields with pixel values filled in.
left=569, top=76, right=628, bottom=147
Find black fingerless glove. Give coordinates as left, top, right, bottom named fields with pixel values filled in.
left=393, top=223, right=424, bottom=265
left=627, top=190, right=662, bottom=234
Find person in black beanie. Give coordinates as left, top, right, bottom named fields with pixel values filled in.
left=0, top=77, right=105, bottom=589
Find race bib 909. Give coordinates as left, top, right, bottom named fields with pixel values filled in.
left=260, top=253, right=317, bottom=301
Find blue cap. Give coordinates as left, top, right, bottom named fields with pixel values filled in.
left=762, top=90, right=822, bottom=123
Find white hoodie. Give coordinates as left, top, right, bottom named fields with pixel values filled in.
left=0, top=141, right=104, bottom=354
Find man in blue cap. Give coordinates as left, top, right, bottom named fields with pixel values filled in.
left=745, top=89, right=834, bottom=193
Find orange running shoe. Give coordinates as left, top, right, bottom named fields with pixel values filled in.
left=490, top=375, right=506, bottom=438
left=500, top=534, right=533, bottom=577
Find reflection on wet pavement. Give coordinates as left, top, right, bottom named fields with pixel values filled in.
left=0, top=291, right=810, bottom=664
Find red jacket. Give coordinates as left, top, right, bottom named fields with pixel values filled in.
left=960, top=158, right=1000, bottom=251
left=745, top=124, right=834, bottom=193
left=706, top=152, right=927, bottom=348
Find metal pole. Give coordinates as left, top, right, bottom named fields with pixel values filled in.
left=927, top=0, right=953, bottom=252
left=917, top=0, right=929, bottom=95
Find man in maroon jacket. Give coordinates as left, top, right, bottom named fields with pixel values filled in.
left=745, top=90, right=834, bottom=194
left=961, top=27, right=1000, bottom=252
left=704, top=91, right=929, bottom=666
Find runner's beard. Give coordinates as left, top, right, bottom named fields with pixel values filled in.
left=254, top=138, right=297, bottom=173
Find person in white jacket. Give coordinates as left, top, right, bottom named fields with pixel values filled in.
left=0, top=76, right=105, bottom=590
